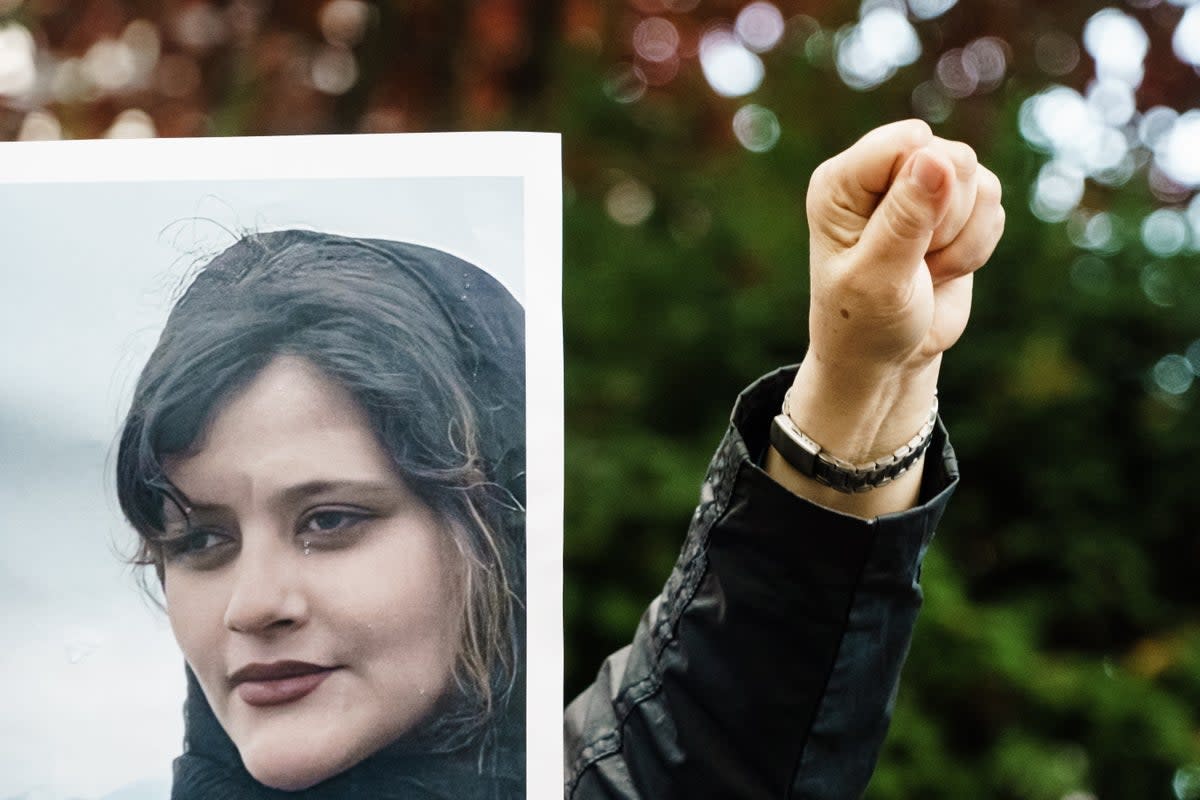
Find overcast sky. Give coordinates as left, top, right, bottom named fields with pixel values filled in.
left=0, top=168, right=523, bottom=800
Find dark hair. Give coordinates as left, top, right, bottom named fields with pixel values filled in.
left=115, top=229, right=525, bottom=738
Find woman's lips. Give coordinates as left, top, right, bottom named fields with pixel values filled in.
left=230, top=661, right=338, bottom=707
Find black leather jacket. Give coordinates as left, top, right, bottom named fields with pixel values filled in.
left=564, top=366, right=958, bottom=799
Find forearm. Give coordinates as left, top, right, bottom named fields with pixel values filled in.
left=783, top=121, right=999, bottom=519
left=566, top=119, right=1000, bottom=798
left=565, top=368, right=958, bottom=799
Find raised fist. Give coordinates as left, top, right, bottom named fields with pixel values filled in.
left=771, top=120, right=1005, bottom=515
left=805, top=119, right=1004, bottom=379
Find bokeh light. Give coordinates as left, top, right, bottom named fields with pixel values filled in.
left=0, top=22, right=36, bottom=98
left=1140, top=261, right=1175, bottom=306
left=50, top=58, right=91, bottom=104
left=1082, top=8, right=1148, bottom=86
left=311, top=45, right=357, bottom=95
left=640, top=53, right=680, bottom=86
left=1017, top=17, right=1161, bottom=199
left=699, top=26, right=764, bottom=97
left=911, top=79, right=952, bottom=122
left=1149, top=163, right=1192, bottom=203
left=735, top=2, right=785, bottom=53
left=1176, top=764, right=1200, bottom=800
left=1186, top=193, right=1200, bottom=248
left=964, top=37, right=1008, bottom=90
left=16, top=108, right=61, bottom=140
left=1171, top=5, right=1200, bottom=66
left=1035, top=30, right=1081, bottom=76
left=907, top=0, right=958, bottom=21
left=1087, top=78, right=1135, bottom=126
left=104, top=108, right=157, bottom=138
left=606, top=176, right=655, bottom=226
left=1019, top=80, right=1139, bottom=200
left=1068, top=210, right=1120, bottom=253
left=732, top=103, right=781, bottom=152
left=835, top=5, right=921, bottom=91
left=172, top=3, right=227, bottom=52
left=123, top=20, right=161, bottom=82
left=1021, top=86, right=1090, bottom=156
left=936, top=49, right=977, bottom=98
left=633, top=17, right=680, bottom=63
left=604, top=63, right=647, bottom=104
left=82, top=38, right=138, bottom=93
left=1031, top=159, right=1085, bottom=222
left=320, top=0, right=370, bottom=47
left=1152, top=354, right=1194, bottom=394
left=1138, top=105, right=1178, bottom=149
left=1185, top=341, right=1200, bottom=375
left=1087, top=128, right=1134, bottom=182
left=1141, top=208, right=1189, bottom=256
left=804, top=27, right=833, bottom=65
left=1155, top=109, right=1200, bottom=187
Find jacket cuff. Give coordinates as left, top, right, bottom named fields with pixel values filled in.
left=730, top=364, right=959, bottom=577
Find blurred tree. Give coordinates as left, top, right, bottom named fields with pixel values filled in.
left=3, top=0, right=1198, bottom=797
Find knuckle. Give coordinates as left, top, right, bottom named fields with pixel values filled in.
left=882, top=193, right=931, bottom=241
left=809, top=158, right=835, bottom=189
left=962, top=249, right=989, bottom=274
left=935, top=251, right=979, bottom=280
left=931, top=137, right=977, bottom=177
left=864, top=119, right=931, bottom=158
left=827, top=177, right=859, bottom=218
left=809, top=161, right=869, bottom=250
left=991, top=205, right=1007, bottom=240
left=952, top=142, right=978, bottom=175
left=977, top=168, right=1003, bottom=205
left=806, top=161, right=834, bottom=211
left=898, top=118, right=933, bottom=144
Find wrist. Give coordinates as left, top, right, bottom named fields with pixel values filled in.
left=787, top=352, right=941, bottom=464
left=763, top=355, right=940, bottom=517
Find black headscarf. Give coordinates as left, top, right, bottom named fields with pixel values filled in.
left=173, top=666, right=525, bottom=799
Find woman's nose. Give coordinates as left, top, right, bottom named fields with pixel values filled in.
left=222, top=533, right=308, bottom=635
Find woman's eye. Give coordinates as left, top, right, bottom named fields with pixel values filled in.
left=162, top=529, right=233, bottom=563
left=301, top=509, right=369, bottom=535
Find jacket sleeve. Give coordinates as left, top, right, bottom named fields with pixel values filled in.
left=563, top=366, right=959, bottom=799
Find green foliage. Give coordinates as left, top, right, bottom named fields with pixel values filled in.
left=554, top=7, right=1200, bottom=798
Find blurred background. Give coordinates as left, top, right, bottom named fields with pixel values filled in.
left=2, top=0, right=1199, bottom=798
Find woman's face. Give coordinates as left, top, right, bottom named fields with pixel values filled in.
left=160, top=355, right=463, bottom=791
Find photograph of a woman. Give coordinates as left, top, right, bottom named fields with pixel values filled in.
left=119, top=231, right=526, bottom=797
left=0, top=133, right=561, bottom=800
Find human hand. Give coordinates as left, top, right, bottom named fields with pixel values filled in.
left=768, top=120, right=1004, bottom=516
left=805, top=118, right=1004, bottom=384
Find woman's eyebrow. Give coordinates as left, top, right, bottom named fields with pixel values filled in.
left=277, top=479, right=402, bottom=506
left=163, top=479, right=402, bottom=515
